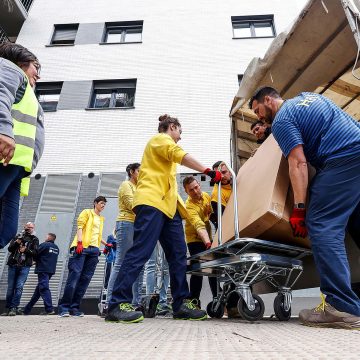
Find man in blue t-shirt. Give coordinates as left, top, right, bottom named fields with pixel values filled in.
left=249, top=86, right=360, bottom=330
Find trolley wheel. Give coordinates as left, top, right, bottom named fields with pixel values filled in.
left=237, top=294, right=265, bottom=321
left=273, top=293, right=291, bottom=321
left=206, top=301, right=225, bottom=318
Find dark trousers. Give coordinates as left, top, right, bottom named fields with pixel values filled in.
left=58, top=246, right=99, bottom=313
left=24, top=273, right=53, bottom=313
left=5, top=265, right=30, bottom=309
left=307, top=153, right=360, bottom=316
left=0, top=164, right=26, bottom=249
left=109, top=205, right=189, bottom=313
left=187, top=241, right=217, bottom=300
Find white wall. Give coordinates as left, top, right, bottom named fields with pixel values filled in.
left=18, top=0, right=307, bottom=174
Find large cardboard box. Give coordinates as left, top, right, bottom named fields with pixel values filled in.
left=211, top=135, right=360, bottom=291
left=212, top=135, right=311, bottom=249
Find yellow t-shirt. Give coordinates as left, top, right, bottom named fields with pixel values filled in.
left=89, top=212, right=101, bottom=247
left=133, top=133, right=187, bottom=219
left=116, top=180, right=136, bottom=223
left=70, top=209, right=104, bottom=249
left=211, top=183, right=232, bottom=207
left=185, top=192, right=213, bottom=244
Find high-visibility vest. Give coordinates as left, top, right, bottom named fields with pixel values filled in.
left=1, top=70, right=39, bottom=196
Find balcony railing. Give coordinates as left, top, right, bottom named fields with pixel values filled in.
left=0, top=25, right=10, bottom=43
left=20, top=0, right=33, bottom=12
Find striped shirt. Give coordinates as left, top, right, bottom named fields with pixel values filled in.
left=272, top=92, right=360, bottom=169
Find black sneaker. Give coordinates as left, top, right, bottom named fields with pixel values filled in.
left=173, top=299, right=207, bottom=320
left=8, top=308, right=17, bottom=316
left=105, top=303, right=144, bottom=323
left=39, top=310, right=56, bottom=315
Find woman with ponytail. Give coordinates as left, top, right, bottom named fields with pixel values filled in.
left=106, top=114, right=221, bottom=324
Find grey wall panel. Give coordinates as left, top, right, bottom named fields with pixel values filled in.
left=57, top=80, right=93, bottom=110
left=75, top=22, right=105, bottom=45
left=100, top=197, right=118, bottom=239
left=35, top=213, right=76, bottom=260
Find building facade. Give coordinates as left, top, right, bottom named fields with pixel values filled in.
left=16, top=0, right=305, bottom=175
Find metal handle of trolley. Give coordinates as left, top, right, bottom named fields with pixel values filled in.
left=217, top=161, right=239, bottom=246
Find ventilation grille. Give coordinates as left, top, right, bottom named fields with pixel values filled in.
left=98, top=173, right=127, bottom=198
left=40, top=174, right=81, bottom=213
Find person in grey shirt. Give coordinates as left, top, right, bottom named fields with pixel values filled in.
left=0, top=42, right=45, bottom=249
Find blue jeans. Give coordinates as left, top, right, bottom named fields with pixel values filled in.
left=307, top=153, right=360, bottom=316
left=5, top=265, right=30, bottom=309
left=145, top=242, right=170, bottom=306
left=0, top=164, right=27, bottom=249
left=24, top=273, right=53, bottom=313
left=109, top=206, right=189, bottom=313
left=107, top=221, right=144, bottom=306
left=58, top=246, right=99, bottom=313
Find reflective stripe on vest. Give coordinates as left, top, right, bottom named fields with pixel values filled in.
left=7, top=74, right=38, bottom=172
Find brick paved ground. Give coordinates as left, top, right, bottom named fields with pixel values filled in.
left=0, top=316, right=359, bottom=360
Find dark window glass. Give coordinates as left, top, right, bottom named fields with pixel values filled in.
left=93, top=91, right=112, bottom=109
left=35, top=82, right=63, bottom=111
left=51, top=24, right=79, bottom=45
left=232, top=15, right=275, bottom=38
left=91, top=80, right=136, bottom=109
left=238, top=74, right=244, bottom=86
left=104, top=21, right=143, bottom=43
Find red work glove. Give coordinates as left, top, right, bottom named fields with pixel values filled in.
left=204, top=168, right=222, bottom=184
left=205, top=242, right=212, bottom=250
left=103, top=243, right=113, bottom=255
left=75, top=242, right=83, bottom=254
left=289, top=208, right=308, bottom=238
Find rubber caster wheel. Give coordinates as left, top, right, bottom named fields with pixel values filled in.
left=206, top=301, right=225, bottom=318
left=237, top=294, right=265, bottom=321
left=273, top=293, right=291, bottom=321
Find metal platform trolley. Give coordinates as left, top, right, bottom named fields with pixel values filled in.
left=186, top=162, right=312, bottom=321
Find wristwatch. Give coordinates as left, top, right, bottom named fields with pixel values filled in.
left=294, top=203, right=305, bottom=209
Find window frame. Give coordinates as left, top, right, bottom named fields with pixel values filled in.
left=88, top=79, right=137, bottom=110
left=35, top=82, right=63, bottom=112
left=49, top=23, right=79, bottom=46
left=101, top=21, right=143, bottom=45
left=231, top=15, right=276, bottom=39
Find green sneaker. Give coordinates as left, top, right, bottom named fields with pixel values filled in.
left=105, top=303, right=144, bottom=323
left=173, top=299, right=207, bottom=321
left=156, top=304, right=172, bottom=316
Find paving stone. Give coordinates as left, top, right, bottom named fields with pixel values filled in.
left=0, top=316, right=359, bottom=359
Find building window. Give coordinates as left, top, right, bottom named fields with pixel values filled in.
left=90, top=80, right=136, bottom=109
left=35, top=82, right=63, bottom=111
left=103, top=21, right=143, bottom=44
left=50, top=24, right=79, bottom=45
left=232, top=15, right=275, bottom=39
left=238, top=74, right=244, bottom=86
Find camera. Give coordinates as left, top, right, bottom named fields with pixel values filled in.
left=16, top=230, right=30, bottom=245
left=16, top=231, right=25, bottom=241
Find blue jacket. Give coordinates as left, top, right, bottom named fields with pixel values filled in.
left=35, top=241, right=59, bottom=274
